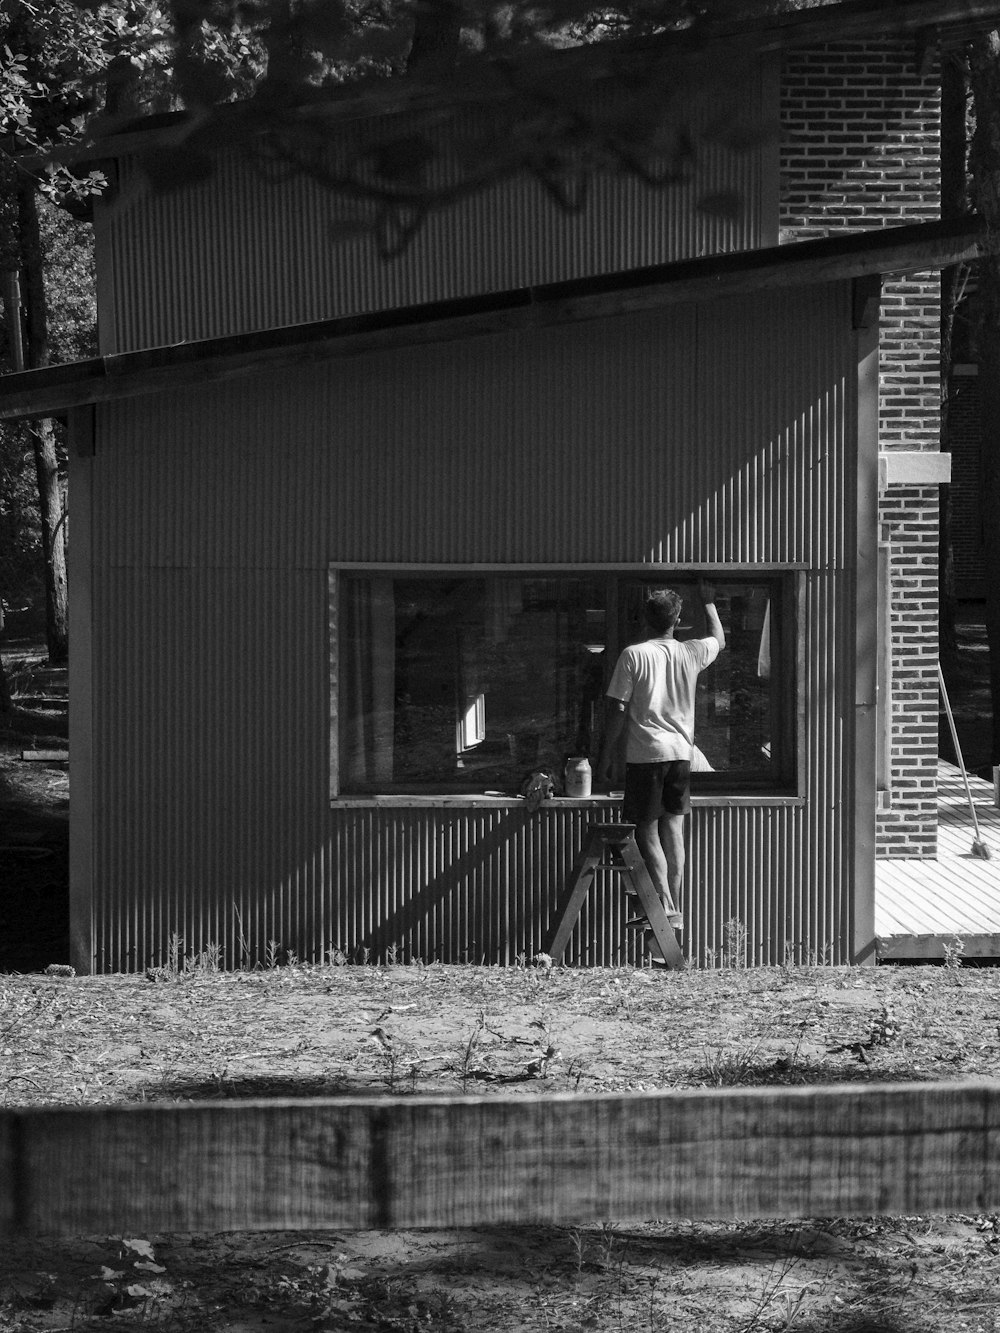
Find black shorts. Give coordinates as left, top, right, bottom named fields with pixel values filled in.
left=623, top=761, right=692, bottom=822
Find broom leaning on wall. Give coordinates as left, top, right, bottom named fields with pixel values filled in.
left=938, top=663, right=993, bottom=860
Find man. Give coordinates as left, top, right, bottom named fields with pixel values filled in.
left=596, top=582, right=725, bottom=947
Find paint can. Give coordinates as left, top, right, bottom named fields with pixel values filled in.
left=564, top=756, right=592, bottom=798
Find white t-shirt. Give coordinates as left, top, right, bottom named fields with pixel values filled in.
left=606, top=636, right=720, bottom=763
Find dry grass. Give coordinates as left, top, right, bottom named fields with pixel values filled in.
left=3, top=959, right=1000, bottom=1332
left=3, top=957, right=1000, bottom=1106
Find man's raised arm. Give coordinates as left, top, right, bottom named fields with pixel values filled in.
left=697, top=580, right=726, bottom=652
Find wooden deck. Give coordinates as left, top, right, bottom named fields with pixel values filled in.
left=875, top=761, right=1000, bottom=960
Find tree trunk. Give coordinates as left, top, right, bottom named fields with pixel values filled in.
left=968, top=31, right=1000, bottom=764
left=26, top=415, right=68, bottom=663
left=0, top=605, right=12, bottom=711
left=15, top=174, right=68, bottom=664
left=406, top=0, right=463, bottom=73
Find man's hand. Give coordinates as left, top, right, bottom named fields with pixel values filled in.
left=697, top=578, right=716, bottom=605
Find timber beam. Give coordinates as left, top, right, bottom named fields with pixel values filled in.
left=0, top=217, right=986, bottom=422
left=4, top=1080, right=1000, bottom=1235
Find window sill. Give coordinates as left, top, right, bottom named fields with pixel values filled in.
left=331, top=794, right=806, bottom=809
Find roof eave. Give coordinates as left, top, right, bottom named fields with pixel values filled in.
left=0, top=217, right=984, bottom=424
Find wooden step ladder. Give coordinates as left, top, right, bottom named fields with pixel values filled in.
left=545, top=823, right=685, bottom=969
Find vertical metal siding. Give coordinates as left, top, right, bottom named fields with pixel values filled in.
left=92, top=567, right=331, bottom=971
left=98, top=66, right=772, bottom=354
left=98, top=289, right=844, bottom=571
left=90, top=283, right=858, bottom=971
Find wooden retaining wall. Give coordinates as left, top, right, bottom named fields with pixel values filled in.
left=3, top=1081, right=999, bottom=1235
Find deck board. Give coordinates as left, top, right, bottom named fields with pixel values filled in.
left=875, top=761, right=1000, bottom=959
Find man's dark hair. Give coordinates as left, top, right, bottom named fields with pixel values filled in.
left=645, top=588, right=682, bottom=633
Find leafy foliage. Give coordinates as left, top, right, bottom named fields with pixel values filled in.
left=0, top=198, right=93, bottom=617
left=0, top=2, right=130, bottom=205
left=0, top=1, right=790, bottom=229
left=0, top=432, right=42, bottom=615
left=37, top=195, right=97, bottom=364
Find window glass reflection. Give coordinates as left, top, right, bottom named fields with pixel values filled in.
left=338, top=572, right=790, bottom=795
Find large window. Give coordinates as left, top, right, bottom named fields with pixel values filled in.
left=332, top=569, right=797, bottom=797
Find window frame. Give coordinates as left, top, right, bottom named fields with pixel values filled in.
left=329, top=563, right=805, bottom=807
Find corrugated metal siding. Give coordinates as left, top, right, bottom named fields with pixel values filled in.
left=98, top=65, right=774, bottom=354
left=96, top=293, right=844, bottom=570
left=686, top=575, right=854, bottom=968
left=91, top=568, right=331, bottom=971
left=87, top=283, right=859, bottom=971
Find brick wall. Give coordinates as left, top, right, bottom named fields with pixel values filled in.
left=878, top=486, right=942, bottom=856
left=781, top=40, right=941, bottom=449
left=781, top=41, right=942, bottom=856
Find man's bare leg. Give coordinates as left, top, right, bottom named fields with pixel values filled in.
left=659, top=812, right=686, bottom=911
left=634, top=816, right=685, bottom=926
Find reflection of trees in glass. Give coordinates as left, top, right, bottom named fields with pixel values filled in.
left=343, top=572, right=785, bottom=792
left=694, top=589, right=772, bottom=770
left=473, top=581, right=605, bottom=780
left=391, top=580, right=467, bottom=783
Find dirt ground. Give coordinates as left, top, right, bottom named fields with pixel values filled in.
left=4, top=962, right=1000, bottom=1332
left=3, top=621, right=1000, bottom=1332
